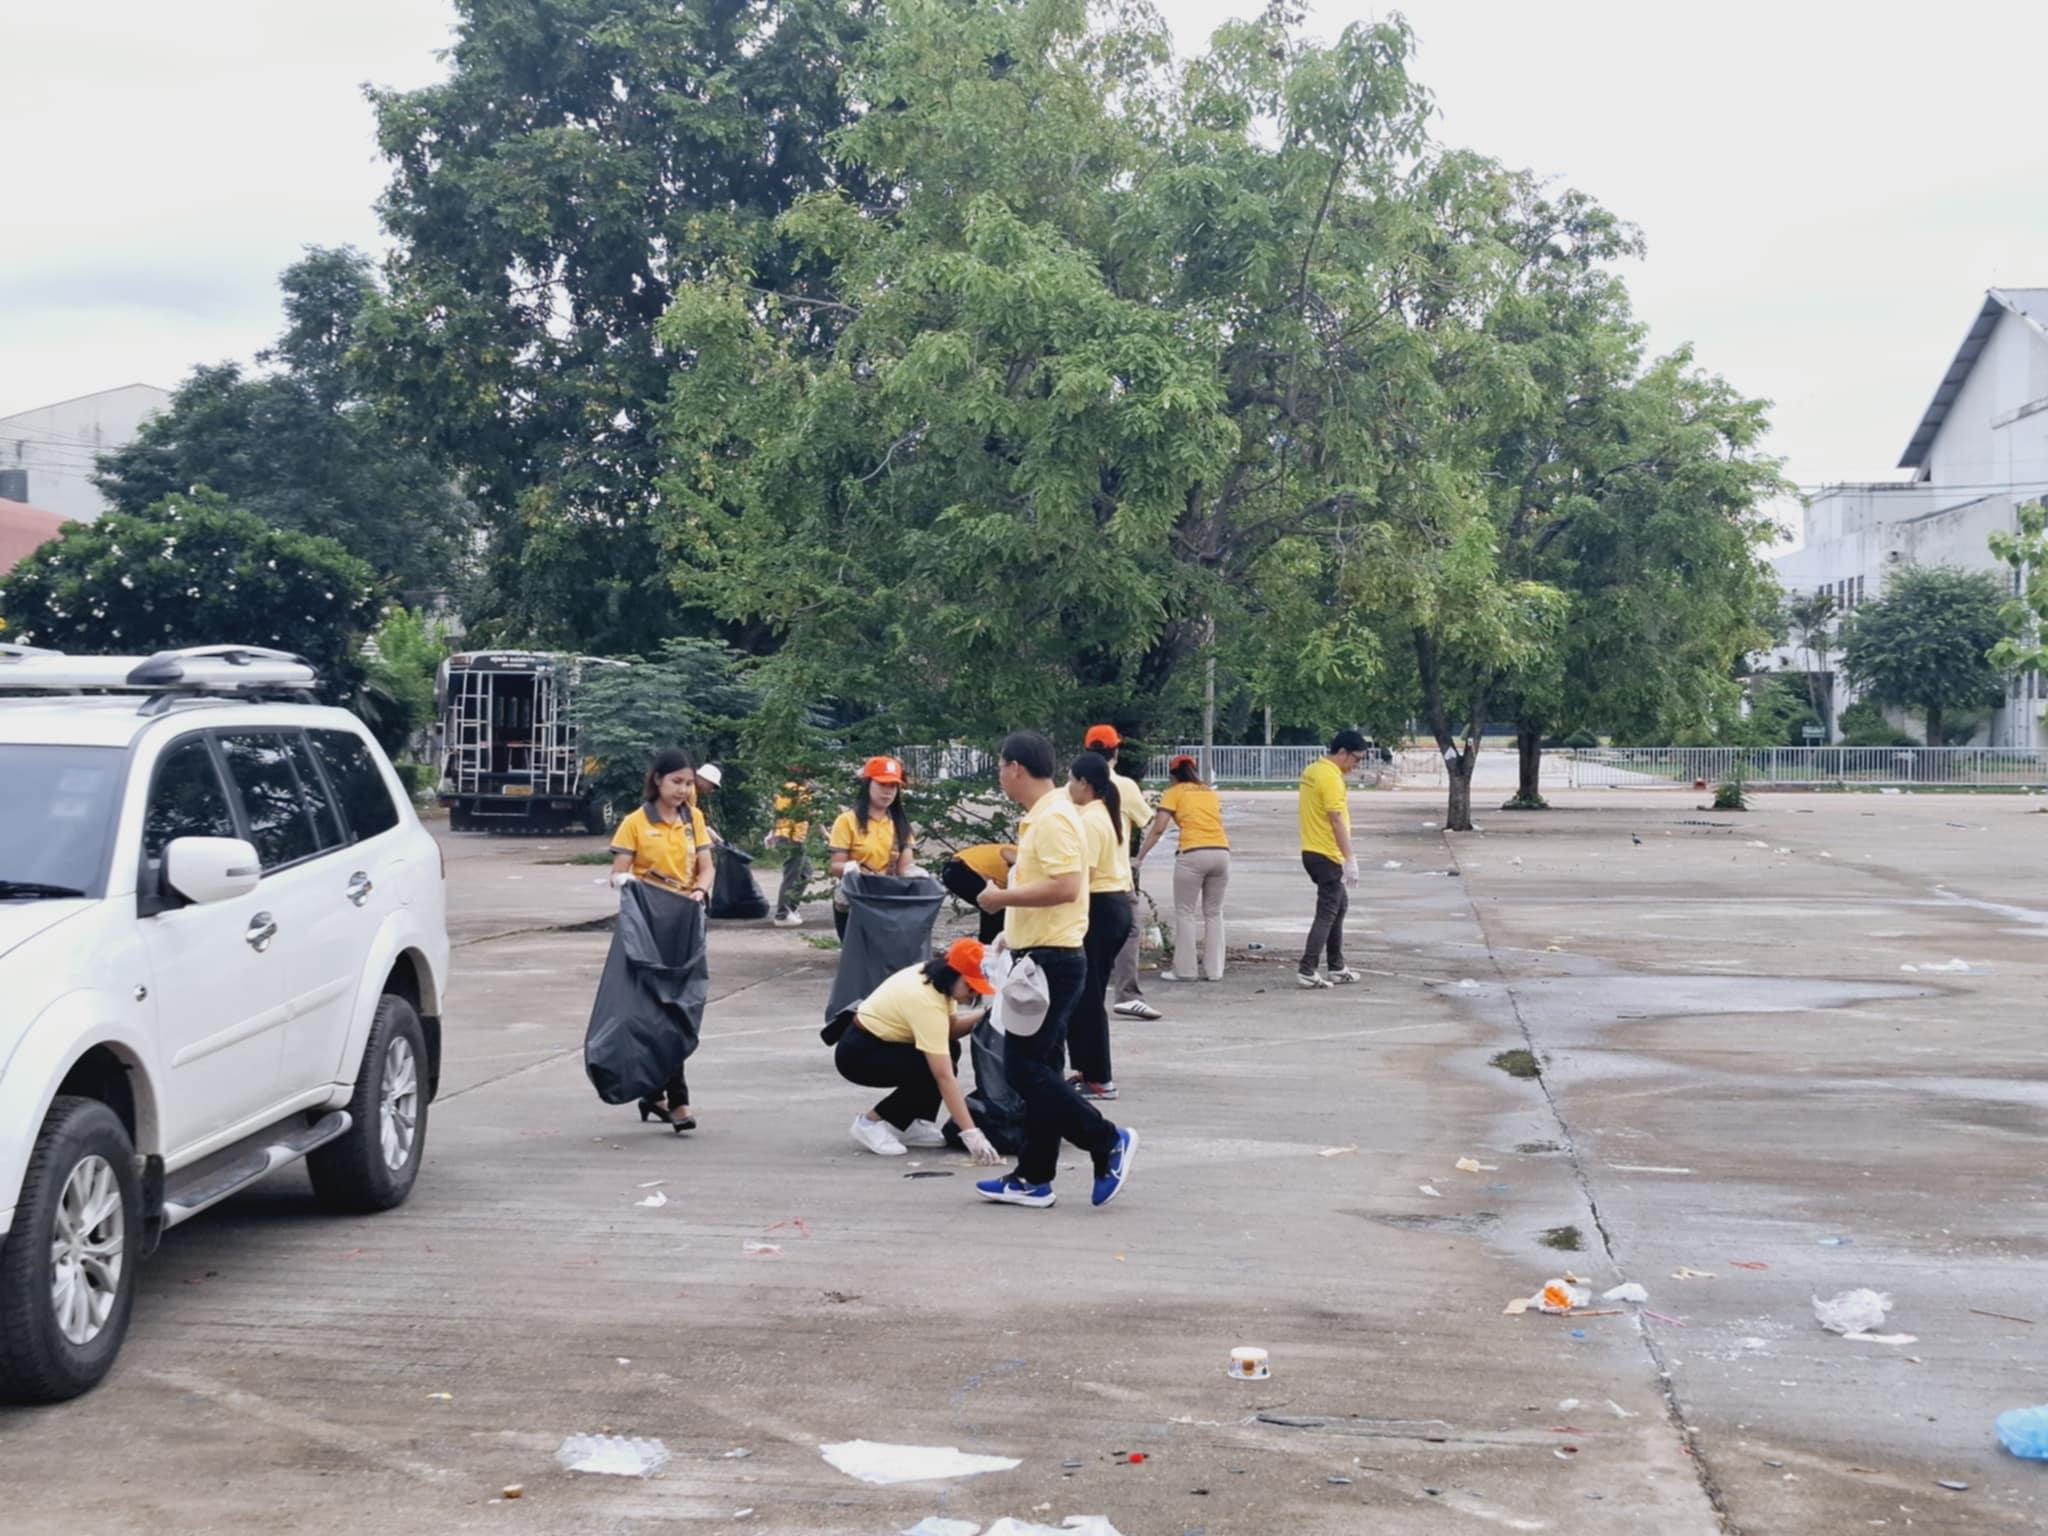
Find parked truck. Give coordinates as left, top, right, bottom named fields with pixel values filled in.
left=434, top=650, right=624, bottom=834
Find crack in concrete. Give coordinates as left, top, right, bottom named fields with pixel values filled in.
left=1445, top=837, right=1740, bottom=1536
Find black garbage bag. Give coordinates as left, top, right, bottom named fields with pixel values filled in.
left=823, top=871, right=945, bottom=1022
left=709, top=844, right=770, bottom=920
left=946, top=1017, right=1026, bottom=1156
left=584, top=880, right=709, bottom=1104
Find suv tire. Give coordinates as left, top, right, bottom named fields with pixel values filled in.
left=307, top=996, right=429, bottom=1214
left=0, top=1097, right=141, bottom=1403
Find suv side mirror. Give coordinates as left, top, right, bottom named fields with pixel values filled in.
left=163, top=837, right=262, bottom=906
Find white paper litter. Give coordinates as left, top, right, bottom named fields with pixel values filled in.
left=905, top=1520, right=983, bottom=1536
left=1382, top=860, right=1404, bottom=869
left=1603, top=1282, right=1649, bottom=1303
left=635, top=1191, right=668, bottom=1208
left=983, top=1520, right=1124, bottom=1536
left=821, top=1440, right=1021, bottom=1486
left=1901, top=957, right=1975, bottom=974
left=1418, top=1184, right=1443, bottom=1198
left=1813, top=1288, right=1892, bottom=1335
left=1845, top=1331, right=1919, bottom=1345
left=556, top=1434, right=671, bottom=1477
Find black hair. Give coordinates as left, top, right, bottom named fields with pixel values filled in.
left=1329, top=728, right=1369, bottom=754
left=1114, top=746, right=1147, bottom=783
left=999, top=730, right=1056, bottom=779
left=853, top=770, right=913, bottom=855
left=921, top=958, right=963, bottom=996
left=1067, top=750, right=1123, bottom=833
left=1169, top=756, right=1204, bottom=785
left=643, top=745, right=694, bottom=804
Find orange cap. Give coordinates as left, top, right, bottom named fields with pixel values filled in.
left=1169, top=753, right=1197, bottom=772
left=860, top=755, right=906, bottom=784
left=946, top=936, right=995, bottom=995
left=1083, top=724, right=1121, bottom=750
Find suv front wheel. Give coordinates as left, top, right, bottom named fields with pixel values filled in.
left=307, top=996, right=429, bottom=1214
left=0, top=1097, right=141, bottom=1403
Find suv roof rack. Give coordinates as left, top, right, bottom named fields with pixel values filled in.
left=0, top=644, right=320, bottom=707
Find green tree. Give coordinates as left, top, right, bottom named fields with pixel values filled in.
left=1989, top=499, right=2048, bottom=706
left=1839, top=564, right=2008, bottom=746
left=573, top=639, right=763, bottom=831
left=1783, top=588, right=1840, bottom=738
left=357, top=606, right=449, bottom=758
left=0, top=491, right=381, bottom=701
left=360, top=0, right=867, bottom=652
left=94, top=250, right=470, bottom=597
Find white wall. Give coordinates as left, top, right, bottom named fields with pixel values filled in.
left=0, top=384, right=170, bottom=525
left=1921, top=309, right=2048, bottom=495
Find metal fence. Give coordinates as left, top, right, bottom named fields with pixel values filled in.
left=1560, top=746, right=2048, bottom=790
left=1138, top=744, right=1405, bottom=785
left=897, top=744, right=997, bottom=782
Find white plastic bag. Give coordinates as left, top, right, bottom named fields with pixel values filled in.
left=1813, top=1288, right=1891, bottom=1335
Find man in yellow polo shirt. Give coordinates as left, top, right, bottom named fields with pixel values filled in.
left=1297, top=728, right=1367, bottom=989
left=974, top=730, right=1137, bottom=1210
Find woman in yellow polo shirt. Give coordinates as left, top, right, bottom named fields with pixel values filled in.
left=1062, top=751, right=1131, bottom=1101
left=1137, top=754, right=1231, bottom=982
left=828, top=755, right=917, bottom=938
left=608, top=746, right=714, bottom=1130
left=837, top=938, right=1002, bottom=1165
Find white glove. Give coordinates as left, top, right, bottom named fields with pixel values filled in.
left=959, top=1128, right=1003, bottom=1166
left=840, top=865, right=861, bottom=891
left=1341, top=856, right=1360, bottom=889
left=609, top=870, right=637, bottom=890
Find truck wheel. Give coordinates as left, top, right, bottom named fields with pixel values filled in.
left=580, top=797, right=616, bottom=837
left=307, top=997, right=429, bottom=1214
left=0, top=1097, right=141, bottom=1403
left=449, top=802, right=475, bottom=832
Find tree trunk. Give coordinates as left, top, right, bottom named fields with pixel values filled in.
left=1924, top=703, right=1943, bottom=747
left=1516, top=728, right=1544, bottom=805
left=1445, top=753, right=1475, bottom=832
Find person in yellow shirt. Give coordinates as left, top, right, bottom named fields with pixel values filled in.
left=1062, top=751, right=1132, bottom=1100
left=1297, top=729, right=1367, bottom=989
left=1082, top=724, right=1160, bottom=1023
left=974, top=731, right=1136, bottom=1210
left=1137, top=753, right=1232, bottom=982
left=837, top=937, right=1003, bottom=1165
left=828, top=755, right=917, bottom=938
left=607, top=746, right=715, bottom=1129
left=940, top=841, right=1016, bottom=944
left=766, top=773, right=815, bottom=928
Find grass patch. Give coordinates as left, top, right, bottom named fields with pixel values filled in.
left=545, top=850, right=615, bottom=866
left=1538, top=1224, right=1583, bottom=1252
left=1490, top=1048, right=1541, bottom=1079
left=804, top=935, right=843, bottom=951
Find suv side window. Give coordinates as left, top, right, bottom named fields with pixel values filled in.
left=280, top=732, right=346, bottom=850
left=218, top=732, right=333, bottom=871
left=143, top=736, right=238, bottom=863
left=308, top=729, right=401, bottom=841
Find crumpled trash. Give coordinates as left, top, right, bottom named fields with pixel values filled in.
left=983, top=1520, right=1125, bottom=1536
left=1538, top=1279, right=1591, bottom=1313
left=1901, top=958, right=1980, bottom=974
left=1603, top=1282, right=1649, bottom=1303
left=636, top=1190, right=668, bottom=1208
left=905, top=1520, right=983, bottom=1536
left=1454, top=1156, right=1497, bottom=1172
left=821, top=1440, right=1021, bottom=1485
left=1813, top=1288, right=1892, bottom=1335
left=1995, top=1405, right=2048, bottom=1460
left=556, top=1434, right=671, bottom=1477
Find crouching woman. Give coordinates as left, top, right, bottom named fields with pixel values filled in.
left=838, top=937, right=1003, bottom=1166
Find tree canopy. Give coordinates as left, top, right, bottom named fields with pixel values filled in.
left=1840, top=564, right=2008, bottom=745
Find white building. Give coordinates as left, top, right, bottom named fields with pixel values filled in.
left=1767, top=288, right=2048, bottom=748
left=0, top=383, right=171, bottom=527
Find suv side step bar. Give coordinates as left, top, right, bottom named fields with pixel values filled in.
left=161, top=1111, right=352, bottom=1229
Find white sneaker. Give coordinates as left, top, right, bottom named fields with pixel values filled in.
left=898, top=1119, right=949, bottom=1149
left=850, top=1115, right=908, bottom=1156
left=1157, top=970, right=1193, bottom=983
left=1295, top=970, right=1334, bottom=989
left=1327, top=967, right=1362, bottom=984
left=772, top=912, right=803, bottom=928
left=1112, top=1000, right=1163, bottom=1020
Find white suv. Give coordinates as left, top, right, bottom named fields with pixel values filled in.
left=0, top=645, right=450, bottom=1402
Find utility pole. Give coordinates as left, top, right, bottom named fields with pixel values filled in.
left=1201, top=616, right=1216, bottom=781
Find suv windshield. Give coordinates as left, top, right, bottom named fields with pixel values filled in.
left=0, top=745, right=125, bottom=900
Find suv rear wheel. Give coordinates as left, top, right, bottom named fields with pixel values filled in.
left=307, top=996, right=429, bottom=1213
left=0, top=1098, right=141, bottom=1403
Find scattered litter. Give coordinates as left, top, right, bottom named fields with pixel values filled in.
left=1969, top=1308, right=2036, bottom=1325
left=1554, top=1447, right=1577, bottom=1459
left=1936, top=1479, right=1970, bottom=1492
left=905, top=1520, right=982, bottom=1536
left=1671, top=1267, right=1716, bottom=1281
left=765, top=1218, right=814, bottom=1238
left=1558, top=1398, right=1581, bottom=1411
left=616, top=1357, right=631, bottom=1366
left=1456, top=978, right=1479, bottom=989
left=1881, top=787, right=1902, bottom=795
left=1418, top=1184, right=1442, bottom=1199
left=1846, top=1332, right=1919, bottom=1345
left=1537, top=1280, right=1591, bottom=1314
left=637, top=1179, right=666, bottom=1189
left=1610, top=1165, right=1693, bottom=1175
left=1327, top=1475, right=1354, bottom=1485
left=1748, top=840, right=1770, bottom=849
left=1607, top=1401, right=1635, bottom=1419
left=426, top=1391, right=453, bottom=1401
left=1317, top=1145, right=1359, bottom=1158
left=1900, top=957, right=1983, bottom=974
left=1569, top=1330, right=1586, bottom=1340
left=1602, top=1283, right=1649, bottom=1303
left=821, top=1440, right=1022, bottom=1485
left=1123, top=1453, right=1147, bottom=1465
left=1245, top=942, right=1266, bottom=952
left=743, top=1240, right=783, bottom=1257
left=557, top=1434, right=672, bottom=1477
left=1814, top=1289, right=1891, bottom=1335
left=981, top=1519, right=1125, bottom=1536
left=1453, top=1157, right=1498, bottom=1172
left=1730, top=1260, right=1769, bottom=1271
left=1641, top=1310, right=1688, bottom=1327
left=1504, top=1295, right=1534, bottom=1316
left=1382, top=860, right=1404, bottom=870
left=502, top=1484, right=523, bottom=1499
left=1817, top=1236, right=1851, bottom=1247
left=906, top=1170, right=956, bottom=1179
left=1775, top=847, right=1792, bottom=855
left=720, top=1448, right=753, bottom=1460
left=635, top=1191, right=669, bottom=1209
left=733, top=1510, right=754, bottom=1521
left=1511, top=857, right=1523, bottom=867
left=1997, top=1406, right=2048, bottom=1460
left=1227, top=1347, right=1271, bottom=1381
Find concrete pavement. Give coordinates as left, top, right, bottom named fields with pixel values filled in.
left=1, top=788, right=2043, bottom=1533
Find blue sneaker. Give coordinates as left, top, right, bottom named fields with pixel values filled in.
left=1092, top=1128, right=1138, bottom=1207
left=976, top=1175, right=1056, bottom=1208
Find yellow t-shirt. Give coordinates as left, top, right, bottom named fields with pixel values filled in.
left=856, top=963, right=953, bottom=1053
left=1005, top=792, right=1089, bottom=950
left=772, top=781, right=813, bottom=842
left=1075, top=795, right=1125, bottom=894
left=1107, top=771, right=1148, bottom=887
left=957, top=843, right=1015, bottom=886
left=1159, top=781, right=1229, bottom=851
left=611, top=804, right=711, bottom=890
left=1298, top=758, right=1350, bottom=860
left=829, top=808, right=904, bottom=872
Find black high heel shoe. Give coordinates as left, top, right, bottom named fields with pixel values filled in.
left=638, top=1097, right=679, bottom=1130
left=664, top=1094, right=697, bottom=1134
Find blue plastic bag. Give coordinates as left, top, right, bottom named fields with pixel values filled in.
left=1996, top=1405, right=2048, bottom=1461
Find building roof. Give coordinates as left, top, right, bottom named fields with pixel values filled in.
left=0, top=382, right=172, bottom=426
left=0, top=498, right=70, bottom=575
left=1900, top=288, right=2048, bottom=470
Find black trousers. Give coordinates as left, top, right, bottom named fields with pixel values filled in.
left=835, top=1025, right=959, bottom=1129
left=1069, top=891, right=1133, bottom=1084
left=941, top=858, right=1006, bottom=944
left=1300, top=851, right=1348, bottom=973
left=1006, top=946, right=1119, bottom=1185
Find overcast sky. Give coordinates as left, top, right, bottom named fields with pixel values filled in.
left=6, top=0, right=2046, bottom=507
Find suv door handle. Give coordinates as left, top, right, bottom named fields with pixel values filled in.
left=246, top=913, right=278, bottom=952
left=345, top=871, right=374, bottom=907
